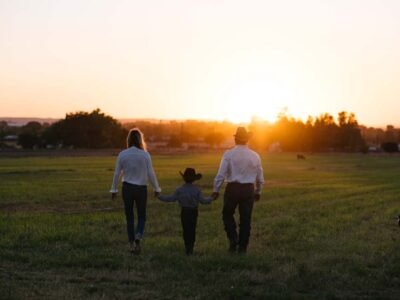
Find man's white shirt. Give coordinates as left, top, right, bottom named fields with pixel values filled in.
left=213, top=145, right=265, bottom=194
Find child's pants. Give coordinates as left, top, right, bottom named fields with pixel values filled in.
left=180, top=207, right=198, bottom=254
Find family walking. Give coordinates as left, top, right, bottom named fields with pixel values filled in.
left=110, top=127, right=265, bottom=255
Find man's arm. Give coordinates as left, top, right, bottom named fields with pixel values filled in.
left=198, top=190, right=213, bottom=204
left=254, top=156, right=265, bottom=200
left=213, top=154, right=229, bottom=194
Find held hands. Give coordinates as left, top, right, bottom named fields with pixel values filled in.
left=211, top=192, right=219, bottom=201
left=154, top=191, right=161, bottom=198
left=254, top=193, right=261, bottom=202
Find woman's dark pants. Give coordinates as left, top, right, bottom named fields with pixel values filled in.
left=181, top=207, right=198, bottom=255
left=122, top=182, right=147, bottom=243
left=222, top=183, right=254, bottom=252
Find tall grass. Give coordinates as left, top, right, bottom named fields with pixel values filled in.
left=1, top=153, right=399, bottom=299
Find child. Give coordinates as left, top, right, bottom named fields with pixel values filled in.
left=157, top=168, right=214, bottom=255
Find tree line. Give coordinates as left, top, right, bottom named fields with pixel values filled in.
left=249, top=112, right=367, bottom=152
left=1, top=109, right=399, bottom=152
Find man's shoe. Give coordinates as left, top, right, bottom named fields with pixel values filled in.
left=228, top=240, right=238, bottom=253
left=238, top=246, right=247, bottom=255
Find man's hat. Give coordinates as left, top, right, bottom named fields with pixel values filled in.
left=180, top=168, right=202, bottom=182
left=234, top=127, right=252, bottom=142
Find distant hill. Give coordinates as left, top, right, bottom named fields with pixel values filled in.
left=0, top=117, right=175, bottom=126
left=0, top=117, right=59, bottom=126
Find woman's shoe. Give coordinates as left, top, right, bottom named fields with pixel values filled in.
left=128, top=242, right=136, bottom=253
left=133, top=239, right=141, bottom=255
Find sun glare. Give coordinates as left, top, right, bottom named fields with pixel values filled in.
left=219, top=79, right=296, bottom=124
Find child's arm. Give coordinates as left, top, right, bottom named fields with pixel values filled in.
left=157, top=189, right=178, bottom=203
left=198, top=190, right=213, bottom=205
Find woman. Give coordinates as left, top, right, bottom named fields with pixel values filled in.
left=110, top=128, right=161, bottom=254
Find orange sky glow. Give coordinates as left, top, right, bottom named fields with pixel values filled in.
left=1, top=0, right=400, bottom=126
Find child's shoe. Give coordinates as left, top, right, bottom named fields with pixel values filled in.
left=185, top=246, right=194, bottom=256
left=133, top=239, right=141, bottom=255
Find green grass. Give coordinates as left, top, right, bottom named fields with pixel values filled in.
left=1, top=152, right=400, bottom=299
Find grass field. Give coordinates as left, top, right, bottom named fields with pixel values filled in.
left=1, top=152, right=399, bottom=299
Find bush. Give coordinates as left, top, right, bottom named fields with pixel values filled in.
left=381, top=142, right=399, bottom=153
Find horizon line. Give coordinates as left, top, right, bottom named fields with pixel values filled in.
left=0, top=116, right=396, bottom=129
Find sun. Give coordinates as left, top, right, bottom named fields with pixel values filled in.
left=219, top=79, right=295, bottom=124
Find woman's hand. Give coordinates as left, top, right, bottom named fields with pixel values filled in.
left=154, top=191, right=161, bottom=198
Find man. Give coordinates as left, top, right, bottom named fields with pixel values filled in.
left=212, top=127, right=265, bottom=254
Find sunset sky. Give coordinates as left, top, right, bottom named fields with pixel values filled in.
left=1, top=0, right=400, bottom=126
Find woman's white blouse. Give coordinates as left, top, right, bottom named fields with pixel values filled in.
left=110, top=147, right=161, bottom=193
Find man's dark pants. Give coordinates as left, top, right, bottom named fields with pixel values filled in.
left=181, top=207, right=198, bottom=254
left=222, top=182, right=255, bottom=251
left=122, top=182, right=147, bottom=242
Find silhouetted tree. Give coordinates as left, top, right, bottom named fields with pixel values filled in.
left=167, top=134, right=183, bottom=148
left=360, top=126, right=385, bottom=145
left=384, top=125, right=396, bottom=143
left=18, top=121, right=43, bottom=149
left=381, top=142, right=398, bottom=153
left=336, top=111, right=365, bottom=151
left=204, top=132, right=225, bottom=147
left=123, top=119, right=236, bottom=145
left=0, top=121, right=8, bottom=139
left=248, top=118, right=272, bottom=151
left=43, top=109, right=127, bottom=148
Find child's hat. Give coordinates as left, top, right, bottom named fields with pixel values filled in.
left=180, top=168, right=202, bottom=182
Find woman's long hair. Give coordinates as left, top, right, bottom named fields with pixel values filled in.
left=126, top=128, right=147, bottom=151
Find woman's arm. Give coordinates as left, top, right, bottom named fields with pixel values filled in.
left=146, top=154, right=161, bottom=193
left=110, top=154, right=122, bottom=193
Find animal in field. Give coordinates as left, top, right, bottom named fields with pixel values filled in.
left=297, top=154, right=306, bottom=160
